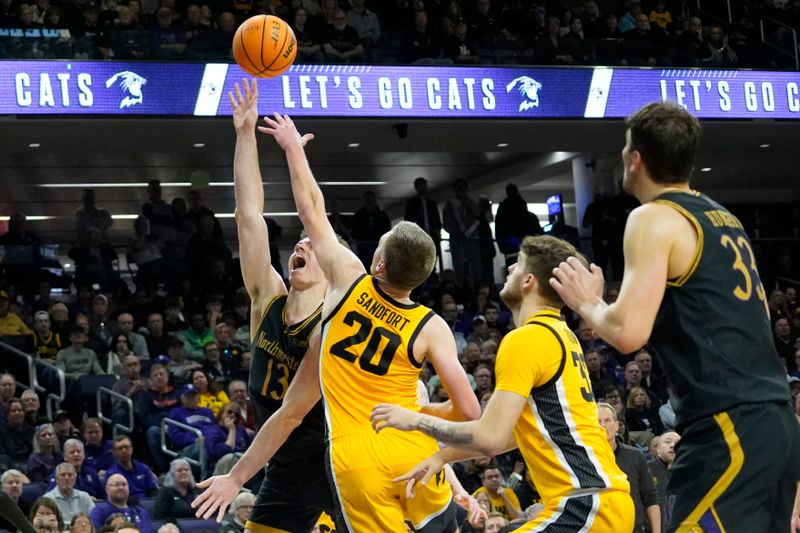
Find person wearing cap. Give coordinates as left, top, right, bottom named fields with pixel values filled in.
left=788, top=375, right=800, bottom=399
left=32, top=310, right=63, bottom=363
left=52, top=411, right=81, bottom=447
left=164, top=341, right=202, bottom=386
left=166, top=384, right=215, bottom=475
left=0, top=290, right=32, bottom=336
left=467, top=314, right=489, bottom=345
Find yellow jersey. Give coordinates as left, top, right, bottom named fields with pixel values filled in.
left=494, top=310, right=630, bottom=502
left=320, top=274, right=433, bottom=438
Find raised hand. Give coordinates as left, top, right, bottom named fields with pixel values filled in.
left=392, top=454, right=446, bottom=499
left=455, top=494, right=488, bottom=526
left=191, top=474, right=242, bottom=523
left=229, top=78, right=259, bottom=135
left=257, top=113, right=314, bottom=151
left=549, top=256, right=605, bottom=313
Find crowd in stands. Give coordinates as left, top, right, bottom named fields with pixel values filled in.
left=0, top=175, right=798, bottom=532
left=0, top=0, right=799, bottom=69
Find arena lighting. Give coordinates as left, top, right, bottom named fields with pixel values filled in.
left=759, top=144, right=771, bottom=148
left=0, top=215, right=53, bottom=221
left=701, top=167, right=712, bottom=172
left=28, top=143, right=40, bottom=148
left=193, top=143, right=206, bottom=148
left=36, top=182, right=192, bottom=188
left=497, top=143, right=509, bottom=148
left=109, top=212, right=355, bottom=219
left=348, top=143, right=360, bottom=148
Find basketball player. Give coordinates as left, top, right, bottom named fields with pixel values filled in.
left=371, top=235, right=635, bottom=532
left=550, top=102, right=800, bottom=532
left=192, top=79, right=334, bottom=532
left=254, top=112, right=481, bottom=533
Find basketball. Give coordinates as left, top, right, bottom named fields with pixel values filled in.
left=232, top=14, right=297, bottom=78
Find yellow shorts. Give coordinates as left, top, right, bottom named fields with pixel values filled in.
left=327, top=428, right=454, bottom=533
left=518, top=490, right=634, bottom=532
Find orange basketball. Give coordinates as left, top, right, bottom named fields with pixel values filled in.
left=232, top=15, right=297, bottom=78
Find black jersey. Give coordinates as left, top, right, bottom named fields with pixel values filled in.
left=249, top=295, right=325, bottom=463
left=650, top=191, right=789, bottom=430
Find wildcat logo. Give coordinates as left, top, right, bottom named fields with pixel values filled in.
left=506, top=76, right=542, bottom=112
left=105, top=71, right=147, bottom=109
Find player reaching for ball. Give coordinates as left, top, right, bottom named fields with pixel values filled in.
left=191, top=78, right=335, bottom=533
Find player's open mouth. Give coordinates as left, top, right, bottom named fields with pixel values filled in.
left=291, top=255, right=307, bottom=272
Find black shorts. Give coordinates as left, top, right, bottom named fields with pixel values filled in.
left=246, top=455, right=334, bottom=533
left=666, top=401, right=800, bottom=533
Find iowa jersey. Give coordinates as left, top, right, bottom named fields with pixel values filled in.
left=651, top=192, right=789, bottom=429
left=249, top=294, right=325, bottom=463
left=494, top=311, right=630, bottom=503
left=320, top=274, right=433, bottom=438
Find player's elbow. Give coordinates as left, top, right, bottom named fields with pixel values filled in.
left=478, top=434, right=508, bottom=457
left=461, top=401, right=481, bottom=422
left=614, top=328, right=649, bottom=354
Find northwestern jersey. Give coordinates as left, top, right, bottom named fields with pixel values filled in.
left=249, top=295, right=325, bottom=463
left=320, top=274, right=434, bottom=438
left=494, top=311, right=630, bottom=503
left=651, top=192, right=789, bottom=429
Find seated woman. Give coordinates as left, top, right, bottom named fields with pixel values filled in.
left=102, top=334, right=132, bottom=376
left=2, top=399, right=35, bottom=470
left=153, top=458, right=199, bottom=522
left=29, top=497, right=65, bottom=533
left=69, top=512, right=95, bottom=533
left=625, top=385, right=664, bottom=446
left=220, top=491, right=256, bottom=533
left=190, top=368, right=229, bottom=416
left=26, top=424, right=64, bottom=483
left=204, top=402, right=252, bottom=474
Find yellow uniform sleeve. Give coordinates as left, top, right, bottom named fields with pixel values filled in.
left=506, top=489, right=521, bottom=510
left=495, top=324, right=564, bottom=396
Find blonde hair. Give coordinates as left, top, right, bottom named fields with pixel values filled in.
left=381, top=221, right=436, bottom=290
left=519, top=235, right=587, bottom=306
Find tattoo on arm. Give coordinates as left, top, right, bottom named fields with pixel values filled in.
left=416, top=417, right=474, bottom=446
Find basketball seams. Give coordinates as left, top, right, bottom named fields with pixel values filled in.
left=237, top=20, right=261, bottom=76
left=233, top=14, right=296, bottom=78
left=257, top=14, right=269, bottom=75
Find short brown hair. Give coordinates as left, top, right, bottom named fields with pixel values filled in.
left=382, top=221, right=436, bottom=291
left=519, top=235, right=586, bottom=306
left=625, top=102, right=701, bottom=184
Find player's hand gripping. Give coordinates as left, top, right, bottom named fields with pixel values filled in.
left=370, top=403, right=420, bottom=433
left=191, top=473, right=242, bottom=523
left=455, top=493, right=488, bottom=526
left=549, top=256, right=605, bottom=313
left=392, top=453, right=446, bottom=499
left=229, top=78, right=259, bottom=135
left=258, top=112, right=314, bottom=151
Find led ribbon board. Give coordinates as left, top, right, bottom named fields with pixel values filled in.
left=1, top=61, right=798, bottom=118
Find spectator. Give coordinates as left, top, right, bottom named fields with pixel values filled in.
left=82, top=418, right=114, bottom=475
left=648, top=0, right=672, bottom=31
left=149, top=6, right=185, bottom=58
left=618, top=0, right=642, bottom=33
left=586, top=349, right=616, bottom=400
left=186, top=189, right=223, bottom=240
left=49, top=439, right=104, bottom=500
left=49, top=302, right=71, bottom=340
left=144, top=313, right=173, bottom=361
left=55, top=325, right=104, bottom=380
left=1, top=469, right=31, bottom=516
left=634, top=348, right=667, bottom=402
left=157, top=523, right=178, bottom=533
left=598, top=403, right=660, bottom=533
left=203, top=401, right=253, bottom=473
left=69, top=512, right=95, bottom=533
left=27, top=423, right=63, bottom=483
left=68, top=228, right=118, bottom=292
left=220, top=491, right=255, bottom=533
left=128, top=217, right=165, bottom=286
left=214, top=322, right=242, bottom=363
left=116, top=313, right=149, bottom=360
left=111, top=355, right=148, bottom=423
left=72, top=2, right=103, bottom=59
left=166, top=338, right=201, bottom=385
left=495, top=184, right=540, bottom=262
left=103, top=334, right=131, bottom=376
left=181, top=4, right=211, bottom=55
left=0, top=373, right=18, bottom=412
left=43, top=463, right=95, bottom=524
left=0, top=214, right=43, bottom=288
left=152, top=458, right=199, bottom=522
left=2, top=399, right=35, bottom=466
left=105, top=437, right=158, bottom=500
left=443, top=179, right=481, bottom=281
left=534, top=15, right=576, bottom=64
left=141, top=180, right=172, bottom=243
left=441, top=300, right=467, bottom=355
left=137, top=364, right=179, bottom=472
left=89, top=474, right=152, bottom=532
left=88, top=294, right=112, bottom=345
left=625, top=385, right=663, bottom=441
left=562, top=16, right=594, bottom=64
left=483, top=511, right=507, bottom=533
left=162, top=298, right=187, bottom=334
left=227, top=380, right=254, bottom=431
left=29, top=497, right=64, bottom=533
left=201, top=341, right=234, bottom=387
left=404, top=177, right=442, bottom=269
left=471, top=465, right=521, bottom=521
left=21, top=390, right=47, bottom=426
left=473, top=364, right=493, bottom=397
left=649, top=431, right=680, bottom=524
left=404, top=10, right=440, bottom=63
left=32, top=310, right=62, bottom=363
left=178, top=311, right=215, bottom=360
left=774, top=317, right=795, bottom=372
left=351, top=191, right=391, bottom=269
left=166, top=383, right=215, bottom=464
left=211, top=11, right=235, bottom=57
left=675, top=16, right=705, bottom=66
left=0, top=289, right=32, bottom=336
left=75, top=189, right=112, bottom=240
left=190, top=368, right=229, bottom=416
left=346, top=0, right=380, bottom=55
left=701, top=24, right=738, bottom=67
left=624, top=14, right=665, bottom=66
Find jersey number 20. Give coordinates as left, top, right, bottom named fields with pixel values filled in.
left=330, top=310, right=402, bottom=376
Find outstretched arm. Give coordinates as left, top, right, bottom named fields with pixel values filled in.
left=258, top=114, right=363, bottom=291
left=371, top=390, right=526, bottom=457
left=192, top=329, right=323, bottom=522
left=230, top=79, right=287, bottom=326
